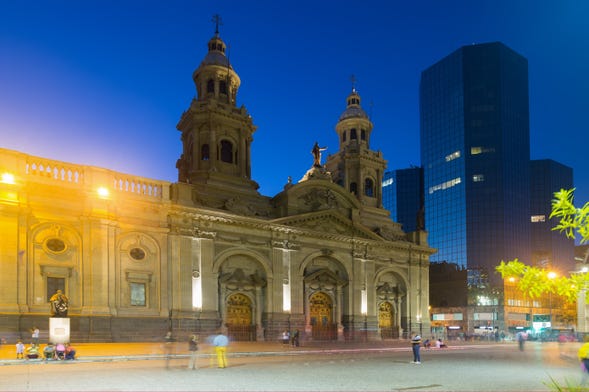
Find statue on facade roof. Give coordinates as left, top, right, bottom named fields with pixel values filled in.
left=311, top=142, right=327, bottom=167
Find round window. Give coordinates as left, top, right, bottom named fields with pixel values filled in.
left=45, top=238, right=66, bottom=253
left=129, top=247, right=146, bottom=261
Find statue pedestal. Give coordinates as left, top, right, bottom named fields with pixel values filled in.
left=49, top=317, right=70, bottom=344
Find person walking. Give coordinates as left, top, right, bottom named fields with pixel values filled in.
left=411, top=334, right=422, bottom=364
left=291, top=329, right=300, bottom=347
left=516, top=331, right=526, bottom=351
left=31, top=326, right=39, bottom=345
left=578, top=335, right=589, bottom=386
left=164, top=331, right=174, bottom=369
left=212, top=331, right=229, bottom=368
left=16, top=340, right=25, bottom=359
left=188, top=334, right=199, bottom=370
left=281, top=330, right=290, bottom=345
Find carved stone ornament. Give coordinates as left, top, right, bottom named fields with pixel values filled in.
left=376, top=282, right=402, bottom=301
left=375, top=226, right=405, bottom=241
left=219, top=268, right=266, bottom=291
left=298, top=188, right=338, bottom=211
left=305, top=269, right=346, bottom=291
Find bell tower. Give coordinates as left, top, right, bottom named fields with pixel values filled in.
left=325, top=83, right=387, bottom=209
left=176, top=15, right=260, bottom=201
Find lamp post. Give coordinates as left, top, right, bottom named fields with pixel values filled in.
left=547, top=271, right=557, bottom=331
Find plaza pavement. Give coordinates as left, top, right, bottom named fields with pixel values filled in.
left=1, top=338, right=427, bottom=364
left=0, top=337, right=582, bottom=364
left=0, top=339, right=585, bottom=391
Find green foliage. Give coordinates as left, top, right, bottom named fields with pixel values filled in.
left=550, top=188, right=589, bottom=244
left=544, top=375, right=586, bottom=392
left=496, top=259, right=589, bottom=304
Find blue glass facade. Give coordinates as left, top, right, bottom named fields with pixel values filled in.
left=382, top=167, right=423, bottom=233
left=420, top=42, right=531, bottom=283
left=530, top=159, right=574, bottom=272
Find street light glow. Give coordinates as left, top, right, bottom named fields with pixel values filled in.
left=1, top=173, right=15, bottom=184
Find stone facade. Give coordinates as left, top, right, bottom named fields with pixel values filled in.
left=0, top=28, right=434, bottom=343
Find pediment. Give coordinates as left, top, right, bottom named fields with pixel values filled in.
left=305, top=268, right=347, bottom=289
left=273, top=180, right=361, bottom=217
left=271, top=210, right=381, bottom=241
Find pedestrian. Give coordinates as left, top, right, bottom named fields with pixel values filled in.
left=31, top=326, right=39, bottom=345
left=578, top=335, right=589, bottom=386
left=65, top=343, right=76, bottom=360
left=291, top=329, right=300, bottom=347
left=212, top=331, right=229, bottom=368
left=282, top=330, right=290, bottom=345
left=188, top=334, right=199, bottom=370
left=55, top=342, right=66, bottom=360
left=43, top=342, right=55, bottom=360
left=516, top=331, right=526, bottom=351
left=25, top=344, right=40, bottom=359
left=411, top=333, right=422, bottom=364
left=164, top=331, right=174, bottom=369
left=16, top=340, right=25, bottom=359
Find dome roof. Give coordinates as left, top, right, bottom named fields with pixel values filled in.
left=339, top=106, right=368, bottom=121
left=200, top=35, right=232, bottom=69
left=338, top=89, right=368, bottom=121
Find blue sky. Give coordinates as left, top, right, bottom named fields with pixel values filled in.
left=1, top=1, right=588, bottom=208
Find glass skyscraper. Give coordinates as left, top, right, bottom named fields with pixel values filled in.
left=420, top=42, right=531, bottom=285
left=382, top=167, right=423, bottom=233
left=530, top=159, right=574, bottom=273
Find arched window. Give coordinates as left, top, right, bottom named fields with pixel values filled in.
left=201, top=144, right=209, bottom=160
left=220, top=140, right=233, bottom=163
left=207, top=79, right=215, bottom=94
left=219, top=80, right=228, bottom=95
left=364, top=178, right=374, bottom=197
left=361, top=129, right=366, bottom=140
left=342, top=131, right=346, bottom=142
left=350, top=182, right=357, bottom=195
left=350, top=128, right=357, bottom=140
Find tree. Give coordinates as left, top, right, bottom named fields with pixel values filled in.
left=496, top=189, right=589, bottom=303
left=550, top=188, right=589, bottom=244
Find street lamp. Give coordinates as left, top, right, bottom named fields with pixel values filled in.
left=547, top=271, right=557, bottom=331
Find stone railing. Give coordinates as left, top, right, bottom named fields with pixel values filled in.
left=1, top=148, right=170, bottom=201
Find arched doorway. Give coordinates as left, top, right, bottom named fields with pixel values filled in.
left=309, top=292, right=336, bottom=340
left=225, top=293, right=255, bottom=341
left=379, top=301, right=399, bottom=339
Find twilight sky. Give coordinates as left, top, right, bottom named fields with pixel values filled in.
left=1, top=1, right=588, bottom=208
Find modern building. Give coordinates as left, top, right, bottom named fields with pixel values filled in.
left=530, top=159, right=575, bottom=272
left=420, top=42, right=531, bottom=286
left=420, top=42, right=534, bottom=335
left=0, top=24, right=434, bottom=343
left=382, top=167, right=424, bottom=233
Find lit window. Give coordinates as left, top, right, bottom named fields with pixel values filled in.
left=473, top=174, right=485, bottom=182
left=445, top=151, right=461, bottom=162
left=382, top=178, right=393, bottom=187
left=531, top=215, right=546, bottom=223
left=428, top=177, right=462, bottom=194
left=471, top=147, right=482, bottom=155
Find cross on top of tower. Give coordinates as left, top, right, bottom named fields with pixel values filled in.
left=350, top=74, right=357, bottom=92
left=212, top=14, right=223, bottom=36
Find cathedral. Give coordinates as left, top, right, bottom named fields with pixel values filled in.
left=0, top=24, right=434, bottom=342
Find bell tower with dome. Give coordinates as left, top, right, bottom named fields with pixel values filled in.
left=175, top=15, right=262, bottom=211
left=325, top=85, right=387, bottom=210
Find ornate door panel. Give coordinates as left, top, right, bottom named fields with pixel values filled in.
left=379, top=301, right=399, bottom=339
left=225, top=293, right=255, bottom=341
left=310, top=292, right=336, bottom=340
